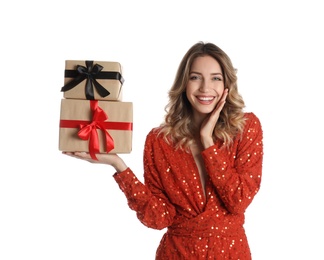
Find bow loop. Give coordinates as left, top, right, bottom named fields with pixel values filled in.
left=76, top=61, right=104, bottom=76
left=92, top=105, right=108, bottom=122
left=78, top=122, right=95, bottom=140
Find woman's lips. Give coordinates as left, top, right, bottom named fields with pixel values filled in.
left=196, top=96, right=215, bottom=104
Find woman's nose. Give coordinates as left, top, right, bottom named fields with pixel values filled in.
left=199, top=81, right=210, bottom=92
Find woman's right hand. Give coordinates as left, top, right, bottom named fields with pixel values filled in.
left=63, top=152, right=128, bottom=173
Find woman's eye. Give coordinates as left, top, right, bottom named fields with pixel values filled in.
left=213, top=76, right=222, bottom=81
left=190, top=75, right=199, bottom=80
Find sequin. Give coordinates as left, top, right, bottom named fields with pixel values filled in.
left=113, top=112, right=263, bottom=259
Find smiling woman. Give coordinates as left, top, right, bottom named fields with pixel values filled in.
left=64, top=41, right=263, bottom=260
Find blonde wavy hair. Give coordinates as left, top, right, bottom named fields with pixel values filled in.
left=158, top=41, right=246, bottom=150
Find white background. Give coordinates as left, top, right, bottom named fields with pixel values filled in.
left=1, top=0, right=323, bottom=259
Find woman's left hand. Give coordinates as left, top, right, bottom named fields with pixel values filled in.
left=200, top=88, right=228, bottom=148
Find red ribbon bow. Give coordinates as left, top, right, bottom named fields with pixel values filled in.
left=77, top=100, right=114, bottom=160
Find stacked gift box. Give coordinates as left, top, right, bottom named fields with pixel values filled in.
left=58, top=60, right=133, bottom=160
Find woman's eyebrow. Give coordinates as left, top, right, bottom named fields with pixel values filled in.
left=190, top=71, right=223, bottom=75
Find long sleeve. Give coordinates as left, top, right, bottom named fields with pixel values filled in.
left=202, top=112, right=263, bottom=214
left=113, top=129, right=177, bottom=230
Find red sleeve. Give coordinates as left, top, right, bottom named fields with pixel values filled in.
left=113, top=129, right=176, bottom=230
left=201, top=113, right=263, bottom=214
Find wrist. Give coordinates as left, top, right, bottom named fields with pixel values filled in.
left=201, top=138, right=214, bottom=149
left=113, top=159, right=128, bottom=173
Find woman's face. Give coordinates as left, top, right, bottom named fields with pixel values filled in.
left=186, top=55, right=225, bottom=119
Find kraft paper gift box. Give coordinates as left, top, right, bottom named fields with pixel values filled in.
left=61, top=60, right=124, bottom=101
left=59, top=99, right=133, bottom=159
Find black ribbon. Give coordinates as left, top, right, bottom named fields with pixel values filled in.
left=61, top=60, right=124, bottom=100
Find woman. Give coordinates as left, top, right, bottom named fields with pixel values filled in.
left=65, top=41, right=263, bottom=259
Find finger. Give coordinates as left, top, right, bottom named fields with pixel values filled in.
left=212, top=100, right=226, bottom=117
left=63, top=151, right=78, bottom=157
left=219, top=89, right=228, bottom=103
left=74, top=151, right=90, bottom=158
left=213, top=89, right=228, bottom=114
left=63, top=151, right=92, bottom=161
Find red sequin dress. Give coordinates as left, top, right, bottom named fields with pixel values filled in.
left=113, top=112, right=263, bottom=259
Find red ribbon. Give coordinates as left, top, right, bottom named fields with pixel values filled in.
left=60, top=100, right=132, bottom=160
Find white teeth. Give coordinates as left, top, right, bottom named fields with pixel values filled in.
left=198, top=96, right=214, bottom=101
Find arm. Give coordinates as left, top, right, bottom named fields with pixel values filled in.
left=63, top=130, right=177, bottom=230
left=113, top=129, right=177, bottom=230
left=202, top=113, right=263, bottom=214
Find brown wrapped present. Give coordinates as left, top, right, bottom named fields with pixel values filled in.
left=61, top=60, right=124, bottom=101
left=59, top=99, right=132, bottom=159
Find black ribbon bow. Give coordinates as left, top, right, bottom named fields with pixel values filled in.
left=61, top=60, right=124, bottom=100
